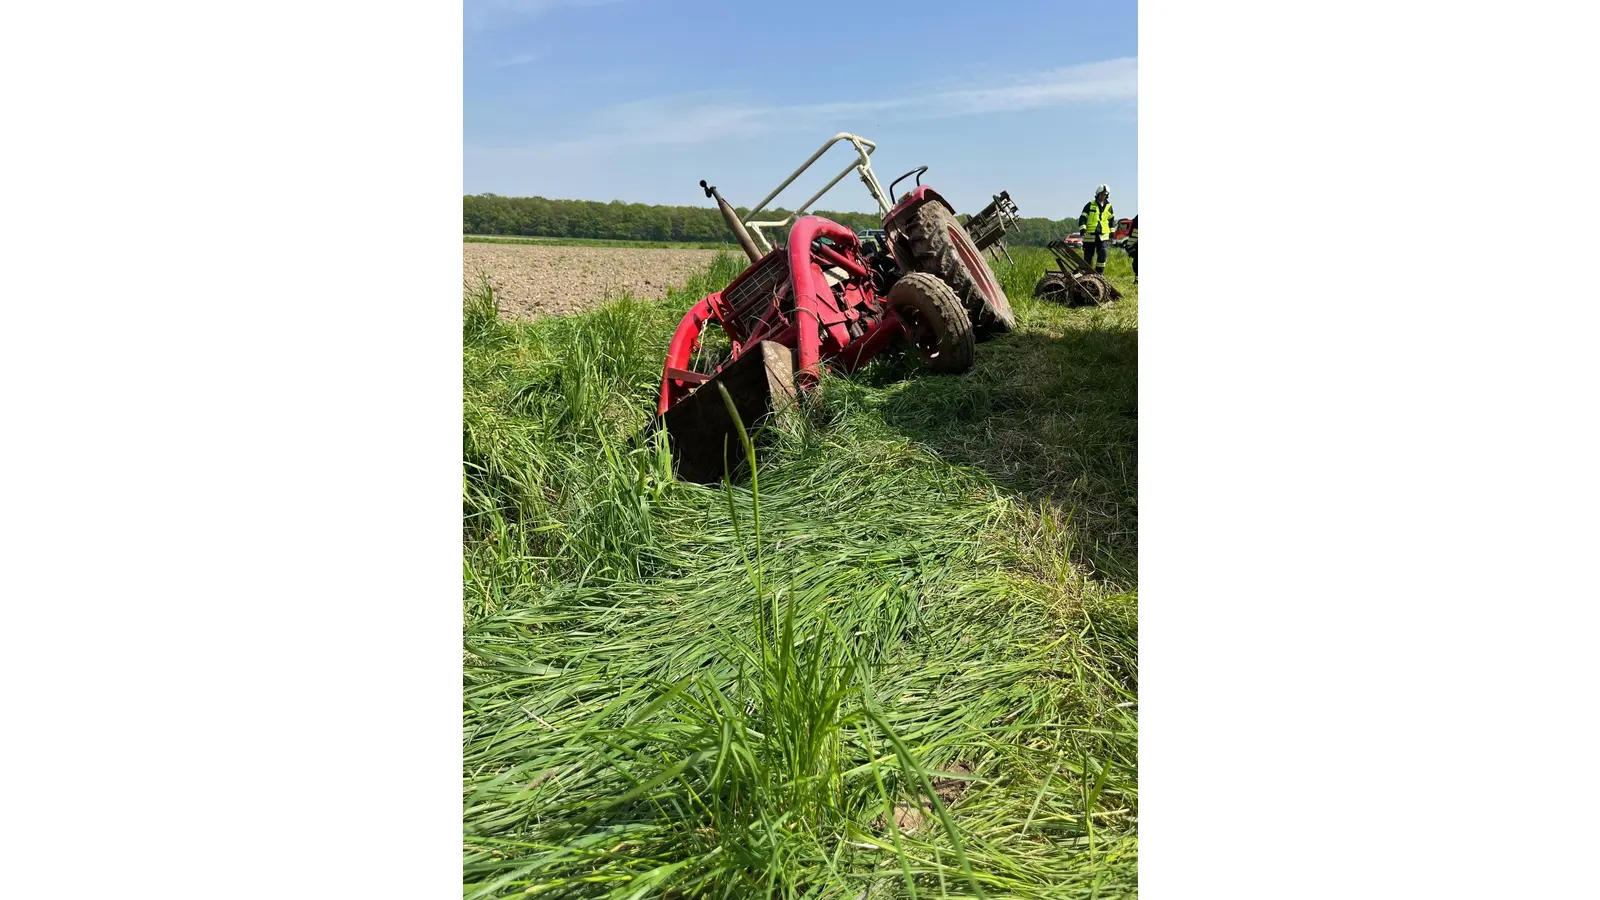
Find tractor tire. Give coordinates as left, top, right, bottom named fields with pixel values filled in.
left=887, top=272, right=975, bottom=374
left=1034, top=272, right=1071, bottom=303
left=896, top=201, right=1016, bottom=340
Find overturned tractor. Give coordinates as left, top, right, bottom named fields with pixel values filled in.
left=653, top=133, right=1021, bottom=482
left=1033, top=237, right=1124, bottom=308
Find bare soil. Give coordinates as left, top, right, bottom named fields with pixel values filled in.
left=464, top=243, right=723, bottom=321
left=869, top=760, right=976, bottom=836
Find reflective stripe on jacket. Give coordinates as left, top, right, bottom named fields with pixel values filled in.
left=1079, top=200, right=1115, bottom=239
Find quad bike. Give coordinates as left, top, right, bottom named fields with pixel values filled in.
left=649, top=133, right=1022, bottom=482
left=1033, top=237, right=1125, bottom=308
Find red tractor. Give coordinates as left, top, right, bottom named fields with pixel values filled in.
left=653, top=133, right=1021, bottom=482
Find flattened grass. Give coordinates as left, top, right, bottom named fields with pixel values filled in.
left=464, top=246, right=1139, bottom=898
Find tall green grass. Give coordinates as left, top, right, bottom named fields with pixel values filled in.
left=464, top=246, right=1139, bottom=898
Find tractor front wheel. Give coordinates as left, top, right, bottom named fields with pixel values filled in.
left=896, top=201, right=1016, bottom=340
left=887, top=272, right=975, bottom=374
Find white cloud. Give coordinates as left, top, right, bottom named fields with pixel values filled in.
left=931, top=58, right=1138, bottom=115
left=493, top=51, right=545, bottom=68
left=482, top=57, right=1137, bottom=154
left=465, top=0, right=625, bottom=30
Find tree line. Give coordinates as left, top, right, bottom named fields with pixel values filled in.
left=463, top=194, right=1100, bottom=247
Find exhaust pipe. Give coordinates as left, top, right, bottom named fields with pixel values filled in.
left=701, top=179, right=764, bottom=264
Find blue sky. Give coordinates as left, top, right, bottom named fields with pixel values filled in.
left=464, top=0, right=1138, bottom=222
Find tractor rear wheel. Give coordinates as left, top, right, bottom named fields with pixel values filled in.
left=887, top=272, right=975, bottom=374
left=896, top=201, right=1016, bottom=340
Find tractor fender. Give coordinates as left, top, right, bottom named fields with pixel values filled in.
left=883, top=186, right=956, bottom=231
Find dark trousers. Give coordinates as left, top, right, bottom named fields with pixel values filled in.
left=1084, top=237, right=1109, bottom=272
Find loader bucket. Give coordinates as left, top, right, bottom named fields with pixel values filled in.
left=658, top=341, right=798, bottom=483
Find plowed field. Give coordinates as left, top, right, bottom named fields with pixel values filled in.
left=464, top=243, right=723, bottom=320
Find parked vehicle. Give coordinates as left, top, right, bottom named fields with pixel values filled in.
left=856, top=228, right=887, bottom=254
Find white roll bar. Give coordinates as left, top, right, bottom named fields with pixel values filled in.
left=737, top=132, right=893, bottom=254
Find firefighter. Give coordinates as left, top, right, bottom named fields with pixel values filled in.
left=1078, top=185, right=1116, bottom=274
left=1126, top=214, right=1138, bottom=284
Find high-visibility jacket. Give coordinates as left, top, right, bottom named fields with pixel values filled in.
left=1079, top=200, right=1116, bottom=239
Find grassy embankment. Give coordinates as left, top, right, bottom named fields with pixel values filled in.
left=464, top=245, right=1139, bottom=898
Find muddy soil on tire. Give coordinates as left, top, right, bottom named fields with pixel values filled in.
left=464, top=244, right=723, bottom=321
